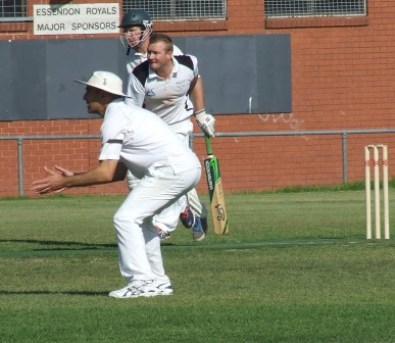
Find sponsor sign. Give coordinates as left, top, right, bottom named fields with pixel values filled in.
left=34, top=3, right=119, bottom=35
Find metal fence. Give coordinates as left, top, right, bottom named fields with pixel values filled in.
left=123, top=0, right=227, bottom=20
left=264, top=0, right=367, bottom=18
left=2, top=128, right=395, bottom=197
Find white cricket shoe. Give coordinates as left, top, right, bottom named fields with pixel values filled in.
left=153, top=281, right=174, bottom=295
left=108, top=280, right=160, bottom=299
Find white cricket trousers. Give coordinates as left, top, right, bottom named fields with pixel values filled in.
left=113, top=163, right=201, bottom=283
left=126, top=128, right=203, bottom=219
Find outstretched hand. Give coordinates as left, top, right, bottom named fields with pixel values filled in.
left=53, top=165, right=74, bottom=177
left=32, top=165, right=73, bottom=195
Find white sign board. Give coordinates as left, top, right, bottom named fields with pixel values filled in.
left=33, top=4, right=120, bottom=35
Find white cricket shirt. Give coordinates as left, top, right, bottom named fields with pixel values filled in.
left=99, top=99, right=200, bottom=179
left=125, top=55, right=198, bottom=127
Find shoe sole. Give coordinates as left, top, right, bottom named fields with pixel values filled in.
left=160, top=234, right=172, bottom=240
left=109, top=292, right=159, bottom=299
left=193, top=232, right=206, bottom=242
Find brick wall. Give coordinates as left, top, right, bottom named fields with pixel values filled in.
left=1, top=0, right=395, bottom=197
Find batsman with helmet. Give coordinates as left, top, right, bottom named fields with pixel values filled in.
left=120, top=10, right=215, bottom=241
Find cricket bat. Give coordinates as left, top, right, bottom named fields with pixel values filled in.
left=204, top=135, right=229, bottom=235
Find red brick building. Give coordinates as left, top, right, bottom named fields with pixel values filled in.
left=0, top=0, right=394, bottom=197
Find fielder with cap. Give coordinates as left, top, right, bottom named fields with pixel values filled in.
left=32, top=71, right=201, bottom=298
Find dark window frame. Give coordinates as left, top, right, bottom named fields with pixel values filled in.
left=265, top=0, right=367, bottom=18
left=122, top=0, right=227, bottom=20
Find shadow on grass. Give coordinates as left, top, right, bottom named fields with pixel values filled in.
left=0, top=239, right=178, bottom=247
left=0, top=239, right=117, bottom=248
left=0, top=290, right=108, bottom=296
left=0, top=239, right=179, bottom=253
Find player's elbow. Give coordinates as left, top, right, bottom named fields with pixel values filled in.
left=97, top=160, right=119, bottom=183
left=101, top=173, right=115, bottom=183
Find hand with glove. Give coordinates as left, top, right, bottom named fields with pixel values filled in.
left=195, top=109, right=215, bottom=137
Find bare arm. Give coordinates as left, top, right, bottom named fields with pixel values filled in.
left=189, top=76, right=205, bottom=112
left=189, top=76, right=216, bottom=137
left=33, top=160, right=127, bottom=195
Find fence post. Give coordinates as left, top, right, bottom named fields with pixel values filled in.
left=17, top=137, right=24, bottom=197
left=342, top=131, right=348, bottom=184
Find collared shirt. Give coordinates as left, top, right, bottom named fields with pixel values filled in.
left=126, top=45, right=183, bottom=74
left=99, top=99, right=200, bottom=179
left=125, top=55, right=198, bottom=128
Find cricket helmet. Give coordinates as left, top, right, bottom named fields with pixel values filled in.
left=120, top=9, right=153, bottom=51
left=119, top=9, right=153, bottom=30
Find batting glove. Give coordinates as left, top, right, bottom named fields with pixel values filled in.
left=195, top=109, right=216, bottom=137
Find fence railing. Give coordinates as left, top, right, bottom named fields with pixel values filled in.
left=2, top=128, right=395, bottom=196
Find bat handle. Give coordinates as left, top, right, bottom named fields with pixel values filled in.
left=204, top=135, right=213, bottom=156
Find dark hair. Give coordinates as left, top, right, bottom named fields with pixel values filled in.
left=148, top=33, right=174, bottom=53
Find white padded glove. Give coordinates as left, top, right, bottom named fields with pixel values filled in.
left=195, top=109, right=215, bottom=137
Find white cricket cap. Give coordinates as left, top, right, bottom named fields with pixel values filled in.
left=75, top=71, right=127, bottom=97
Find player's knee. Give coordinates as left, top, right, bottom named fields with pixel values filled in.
left=113, top=209, right=140, bottom=230
left=113, top=211, right=127, bottom=229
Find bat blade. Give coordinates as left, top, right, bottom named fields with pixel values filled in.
left=204, top=137, right=229, bottom=235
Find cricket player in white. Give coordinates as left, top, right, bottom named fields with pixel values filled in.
left=33, top=71, right=201, bottom=298
left=120, top=10, right=214, bottom=241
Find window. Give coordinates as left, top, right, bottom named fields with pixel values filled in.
left=265, top=0, right=367, bottom=18
left=0, top=0, right=28, bottom=19
left=123, top=0, right=226, bottom=20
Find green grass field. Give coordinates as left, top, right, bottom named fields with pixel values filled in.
left=1, top=190, right=395, bottom=342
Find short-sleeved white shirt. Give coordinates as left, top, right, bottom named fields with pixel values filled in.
left=99, top=99, right=200, bottom=179
left=125, top=55, right=198, bottom=127
left=126, top=45, right=183, bottom=74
